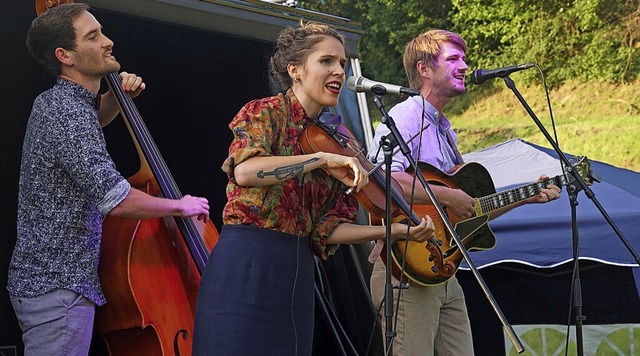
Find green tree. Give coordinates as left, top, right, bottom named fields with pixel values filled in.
left=300, top=0, right=640, bottom=87
left=451, top=0, right=640, bottom=86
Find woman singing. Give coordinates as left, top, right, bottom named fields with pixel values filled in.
left=193, top=21, right=435, bottom=356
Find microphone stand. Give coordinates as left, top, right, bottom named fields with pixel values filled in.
left=500, top=75, right=640, bottom=356
left=371, top=89, right=525, bottom=354
left=380, top=128, right=396, bottom=355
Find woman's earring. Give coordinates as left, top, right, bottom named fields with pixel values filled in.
left=293, top=78, right=299, bottom=83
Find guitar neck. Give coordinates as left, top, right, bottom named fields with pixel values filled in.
left=475, top=174, right=565, bottom=215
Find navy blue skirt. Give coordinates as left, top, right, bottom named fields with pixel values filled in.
left=193, top=224, right=315, bottom=356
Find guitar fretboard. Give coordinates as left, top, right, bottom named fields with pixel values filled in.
left=477, top=175, right=566, bottom=214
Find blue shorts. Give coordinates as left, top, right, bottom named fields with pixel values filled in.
left=10, top=288, right=95, bottom=356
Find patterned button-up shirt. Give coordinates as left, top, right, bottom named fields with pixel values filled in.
left=221, top=89, right=359, bottom=259
left=8, top=77, right=130, bottom=305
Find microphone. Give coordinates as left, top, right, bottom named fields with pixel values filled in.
left=470, top=63, right=535, bottom=85
left=347, top=76, right=420, bottom=96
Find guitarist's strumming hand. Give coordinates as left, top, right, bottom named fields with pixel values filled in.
left=390, top=215, right=435, bottom=243
left=435, top=186, right=476, bottom=220
left=525, top=174, right=562, bottom=204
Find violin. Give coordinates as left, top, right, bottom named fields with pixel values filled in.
left=299, top=114, right=450, bottom=281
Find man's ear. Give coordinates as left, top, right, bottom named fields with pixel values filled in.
left=55, top=47, right=72, bottom=66
left=417, top=60, right=431, bottom=79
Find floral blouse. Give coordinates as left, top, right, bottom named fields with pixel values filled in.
left=221, top=89, right=359, bottom=259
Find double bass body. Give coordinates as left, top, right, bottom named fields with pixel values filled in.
left=92, top=73, right=219, bottom=355
left=96, top=182, right=217, bottom=355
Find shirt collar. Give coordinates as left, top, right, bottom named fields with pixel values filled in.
left=410, top=95, right=452, bottom=132
left=286, top=88, right=315, bottom=126
left=56, top=76, right=100, bottom=109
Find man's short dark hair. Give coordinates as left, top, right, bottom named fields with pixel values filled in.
left=26, top=3, right=90, bottom=76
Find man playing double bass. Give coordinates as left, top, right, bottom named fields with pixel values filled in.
left=7, top=3, right=209, bottom=355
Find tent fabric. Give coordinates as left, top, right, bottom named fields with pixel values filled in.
left=457, top=138, right=640, bottom=269
left=452, top=139, right=640, bottom=356
left=313, top=138, right=640, bottom=356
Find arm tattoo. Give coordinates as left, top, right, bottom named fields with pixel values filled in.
left=257, top=157, right=320, bottom=180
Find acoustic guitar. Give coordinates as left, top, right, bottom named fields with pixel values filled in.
left=383, top=156, right=590, bottom=286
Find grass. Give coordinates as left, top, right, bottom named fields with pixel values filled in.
left=447, top=80, right=640, bottom=172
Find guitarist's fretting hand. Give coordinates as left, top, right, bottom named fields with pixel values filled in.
left=437, top=174, right=560, bottom=221
left=525, top=175, right=562, bottom=204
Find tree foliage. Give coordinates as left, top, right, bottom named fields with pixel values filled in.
left=299, top=0, right=640, bottom=87
left=452, top=0, right=640, bottom=86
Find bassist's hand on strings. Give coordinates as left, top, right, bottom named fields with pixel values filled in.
left=100, top=72, right=145, bottom=108
left=98, top=72, right=146, bottom=127
left=175, top=194, right=210, bottom=223
left=117, top=71, right=146, bottom=98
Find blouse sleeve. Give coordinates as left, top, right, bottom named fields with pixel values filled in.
left=309, top=179, right=361, bottom=260
left=221, top=97, right=281, bottom=181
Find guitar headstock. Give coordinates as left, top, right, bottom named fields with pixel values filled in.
left=565, top=155, right=600, bottom=186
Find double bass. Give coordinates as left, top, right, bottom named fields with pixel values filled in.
left=34, top=2, right=220, bottom=355
left=96, top=73, right=219, bottom=355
